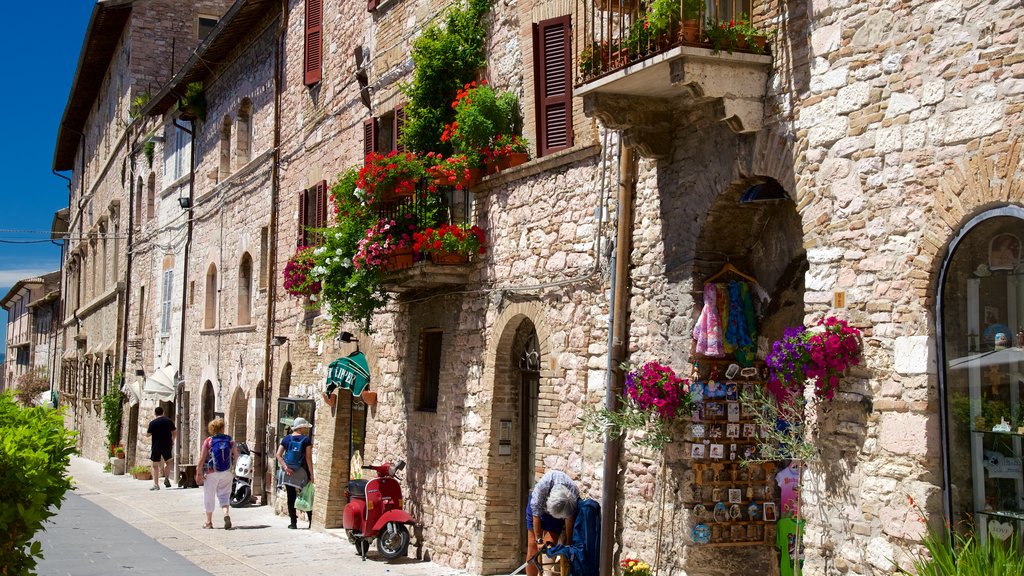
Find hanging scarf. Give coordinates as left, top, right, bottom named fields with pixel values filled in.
left=725, top=281, right=753, bottom=351
left=693, top=284, right=724, bottom=357
left=734, top=282, right=758, bottom=366
left=716, top=283, right=733, bottom=354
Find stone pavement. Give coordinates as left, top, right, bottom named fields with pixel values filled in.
left=60, top=456, right=474, bottom=576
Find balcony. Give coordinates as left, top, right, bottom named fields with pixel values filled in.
left=575, top=0, right=773, bottom=157
left=377, top=183, right=476, bottom=293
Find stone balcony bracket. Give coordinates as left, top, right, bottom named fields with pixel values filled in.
left=576, top=46, right=772, bottom=158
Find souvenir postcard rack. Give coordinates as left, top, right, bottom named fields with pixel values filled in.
left=685, top=359, right=780, bottom=547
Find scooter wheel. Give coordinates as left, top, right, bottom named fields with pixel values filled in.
left=376, top=522, right=410, bottom=560
left=230, top=484, right=252, bottom=508
left=354, top=538, right=370, bottom=556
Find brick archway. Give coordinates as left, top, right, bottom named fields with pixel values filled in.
left=475, top=301, right=562, bottom=575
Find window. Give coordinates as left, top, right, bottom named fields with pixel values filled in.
left=238, top=253, right=253, bottom=326
left=137, top=285, right=146, bottom=334
left=147, top=173, right=155, bottom=219
left=198, top=15, right=218, bottom=41
left=533, top=16, right=573, bottom=157
left=236, top=99, right=252, bottom=168
left=297, top=181, right=327, bottom=246
left=220, top=116, right=232, bottom=180
left=164, top=123, right=191, bottom=186
left=161, top=269, right=173, bottom=334
left=259, top=226, right=269, bottom=288
left=205, top=264, right=218, bottom=329
left=705, top=0, right=752, bottom=24
left=135, top=176, right=143, bottom=225
left=417, top=329, right=443, bottom=411
left=940, top=211, right=1024, bottom=539
left=304, top=0, right=323, bottom=85
left=362, top=107, right=406, bottom=156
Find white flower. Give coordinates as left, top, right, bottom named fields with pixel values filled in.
left=342, top=258, right=352, bottom=268
left=309, top=294, right=318, bottom=302
left=314, top=247, right=327, bottom=256
left=354, top=187, right=366, bottom=200
left=336, top=249, right=343, bottom=256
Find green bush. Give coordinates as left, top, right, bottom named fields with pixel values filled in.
left=898, top=530, right=1024, bottom=575
left=399, top=0, right=490, bottom=154
left=101, top=380, right=124, bottom=452
left=0, top=393, right=77, bottom=575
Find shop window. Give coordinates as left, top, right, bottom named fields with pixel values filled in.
left=417, top=329, right=443, bottom=412
left=533, top=16, right=573, bottom=157
left=940, top=209, right=1024, bottom=541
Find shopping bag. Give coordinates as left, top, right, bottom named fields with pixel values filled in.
left=295, top=482, right=315, bottom=511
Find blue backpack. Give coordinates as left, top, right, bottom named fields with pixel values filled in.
left=284, top=435, right=306, bottom=467
left=209, top=434, right=233, bottom=472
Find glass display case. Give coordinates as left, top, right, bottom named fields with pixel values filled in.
left=277, top=397, right=316, bottom=440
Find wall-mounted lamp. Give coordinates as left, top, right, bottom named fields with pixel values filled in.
left=134, top=369, right=146, bottom=377
left=338, top=331, right=358, bottom=343
left=740, top=179, right=788, bottom=204
left=270, top=335, right=289, bottom=347
left=178, top=197, right=193, bottom=209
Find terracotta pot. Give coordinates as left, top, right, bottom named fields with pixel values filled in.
left=377, top=179, right=417, bottom=203
left=487, top=152, right=530, bottom=174
left=430, top=252, right=470, bottom=265
left=735, top=35, right=767, bottom=53
left=385, top=246, right=415, bottom=271
left=134, top=470, right=152, bottom=481
left=681, top=20, right=701, bottom=43
left=430, top=167, right=484, bottom=189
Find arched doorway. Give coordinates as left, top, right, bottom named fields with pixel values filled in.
left=279, top=363, right=292, bottom=399
left=938, top=207, right=1024, bottom=542
left=514, top=321, right=541, bottom=566
left=229, top=386, right=247, bottom=445
left=201, top=380, right=215, bottom=441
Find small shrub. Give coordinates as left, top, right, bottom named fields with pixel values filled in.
left=101, top=381, right=124, bottom=453
left=13, top=368, right=49, bottom=407
left=0, top=393, right=77, bottom=575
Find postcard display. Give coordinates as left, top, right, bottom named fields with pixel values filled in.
left=687, top=274, right=779, bottom=547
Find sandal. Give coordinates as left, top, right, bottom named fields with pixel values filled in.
left=202, top=522, right=213, bottom=529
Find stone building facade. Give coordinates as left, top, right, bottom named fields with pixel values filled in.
left=2, top=272, right=61, bottom=396
left=53, top=0, right=1024, bottom=574
left=52, top=0, right=233, bottom=462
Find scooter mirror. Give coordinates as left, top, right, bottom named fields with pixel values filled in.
left=396, top=460, right=406, bottom=472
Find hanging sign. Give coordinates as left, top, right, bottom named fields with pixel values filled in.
left=326, top=351, right=371, bottom=397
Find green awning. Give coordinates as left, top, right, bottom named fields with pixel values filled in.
left=326, top=351, right=370, bottom=397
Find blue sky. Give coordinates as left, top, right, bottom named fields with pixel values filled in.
left=0, top=2, right=93, bottom=347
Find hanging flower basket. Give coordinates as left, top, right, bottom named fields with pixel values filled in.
left=486, top=152, right=530, bottom=174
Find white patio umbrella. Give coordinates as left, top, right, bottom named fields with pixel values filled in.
left=948, top=347, right=1024, bottom=370
left=123, top=377, right=144, bottom=406
left=143, top=365, right=178, bottom=401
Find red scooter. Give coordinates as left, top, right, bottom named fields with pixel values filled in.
left=344, top=460, right=416, bottom=560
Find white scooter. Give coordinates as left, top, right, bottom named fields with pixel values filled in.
left=230, top=442, right=254, bottom=507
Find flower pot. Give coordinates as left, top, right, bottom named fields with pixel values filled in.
left=378, top=180, right=416, bottom=203
left=385, top=246, right=415, bottom=271
left=681, top=20, right=702, bottom=44
left=429, top=167, right=484, bottom=189
left=487, top=152, right=530, bottom=174
left=134, top=470, right=152, bottom=481
left=735, top=35, right=767, bottom=53
left=110, top=457, right=126, bottom=476
left=430, top=252, right=470, bottom=265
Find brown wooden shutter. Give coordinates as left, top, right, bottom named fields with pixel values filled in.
left=535, top=16, right=573, bottom=157
left=363, top=117, right=378, bottom=159
left=315, top=180, right=327, bottom=228
left=297, top=190, right=308, bottom=246
left=394, top=106, right=406, bottom=152
left=304, top=0, right=323, bottom=86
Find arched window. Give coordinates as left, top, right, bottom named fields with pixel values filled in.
left=147, top=172, right=155, bottom=219
left=219, top=116, right=232, bottom=180
left=135, top=176, right=143, bottom=225
left=204, top=263, right=218, bottom=329
left=236, top=99, right=252, bottom=168
left=939, top=207, right=1024, bottom=539
left=238, top=253, right=252, bottom=325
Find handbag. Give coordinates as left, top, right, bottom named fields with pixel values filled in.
left=295, top=482, right=315, bottom=512
left=282, top=465, right=309, bottom=488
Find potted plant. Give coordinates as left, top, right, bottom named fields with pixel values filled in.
left=358, top=151, right=426, bottom=202
left=425, top=152, right=484, bottom=190
left=766, top=316, right=862, bottom=400
left=704, top=16, right=769, bottom=54
left=177, top=82, right=206, bottom=122
left=413, top=223, right=486, bottom=265
left=680, top=0, right=702, bottom=42
left=283, top=246, right=322, bottom=299
left=354, top=212, right=420, bottom=272
left=130, top=465, right=152, bottom=481
left=442, top=81, right=520, bottom=158
left=484, top=135, right=530, bottom=174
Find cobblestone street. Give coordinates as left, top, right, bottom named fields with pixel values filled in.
left=41, top=457, right=472, bottom=576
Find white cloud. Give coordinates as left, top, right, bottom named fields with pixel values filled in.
left=0, top=267, right=59, bottom=288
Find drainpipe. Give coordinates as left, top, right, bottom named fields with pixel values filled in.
left=176, top=117, right=196, bottom=477
left=600, top=141, right=635, bottom=576
left=121, top=123, right=139, bottom=378
left=258, top=1, right=287, bottom=502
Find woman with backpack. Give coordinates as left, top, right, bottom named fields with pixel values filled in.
left=195, top=417, right=239, bottom=529
left=275, top=416, right=314, bottom=529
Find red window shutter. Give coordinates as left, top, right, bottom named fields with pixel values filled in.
left=535, top=16, right=573, bottom=157
left=315, top=180, right=327, bottom=228
left=297, top=190, right=308, bottom=247
left=304, top=0, right=323, bottom=86
left=394, top=106, right=406, bottom=152
left=368, top=0, right=377, bottom=11
left=363, top=117, right=378, bottom=160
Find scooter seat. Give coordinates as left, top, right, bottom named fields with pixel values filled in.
left=348, top=479, right=368, bottom=498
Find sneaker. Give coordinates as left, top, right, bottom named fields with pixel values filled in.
left=164, top=478, right=171, bottom=488
left=150, top=485, right=160, bottom=491
left=288, top=523, right=297, bottom=529
left=224, top=516, right=232, bottom=530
